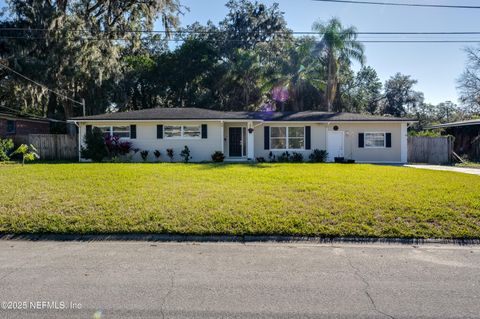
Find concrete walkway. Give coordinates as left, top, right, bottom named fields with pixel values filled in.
left=405, top=164, right=480, bottom=176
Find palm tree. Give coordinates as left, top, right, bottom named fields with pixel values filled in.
left=312, top=18, right=365, bottom=112
left=261, top=37, right=324, bottom=111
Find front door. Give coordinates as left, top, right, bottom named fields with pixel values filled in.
left=327, top=131, right=345, bottom=162
left=229, top=127, right=243, bottom=157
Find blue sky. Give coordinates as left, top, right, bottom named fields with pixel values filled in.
left=162, top=0, right=480, bottom=105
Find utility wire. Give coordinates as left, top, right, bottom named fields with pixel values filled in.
left=0, top=105, right=66, bottom=123
left=0, top=62, right=83, bottom=107
left=312, top=0, right=480, bottom=9
left=1, top=27, right=480, bottom=36
left=0, top=35, right=478, bottom=43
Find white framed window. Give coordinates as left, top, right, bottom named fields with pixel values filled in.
left=164, top=125, right=201, bottom=139
left=365, top=132, right=386, bottom=148
left=270, top=127, right=305, bottom=150
left=112, top=126, right=130, bottom=138
left=164, top=125, right=182, bottom=138
left=94, top=126, right=130, bottom=139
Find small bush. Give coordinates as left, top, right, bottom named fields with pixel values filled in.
left=309, top=149, right=328, bottom=163
left=256, top=157, right=266, bottom=163
left=140, top=150, right=149, bottom=162
left=153, top=150, right=161, bottom=160
left=268, top=151, right=276, bottom=163
left=277, top=151, right=291, bottom=163
left=105, top=135, right=132, bottom=157
left=166, top=148, right=174, bottom=162
left=12, top=144, right=39, bottom=165
left=211, top=151, right=225, bottom=163
left=291, top=152, right=304, bottom=163
left=0, top=138, right=14, bottom=161
left=409, top=130, right=443, bottom=137
left=180, top=146, right=192, bottom=163
left=81, top=127, right=108, bottom=162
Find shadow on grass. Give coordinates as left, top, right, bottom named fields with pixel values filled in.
left=0, top=233, right=478, bottom=245
left=194, top=163, right=273, bottom=170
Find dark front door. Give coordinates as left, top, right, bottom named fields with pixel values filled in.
left=229, top=127, right=242, bottom=157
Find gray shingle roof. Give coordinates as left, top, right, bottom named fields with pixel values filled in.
left=72, top=107, right=413, bottom=122
left=428, top=119, right=480, bottom=129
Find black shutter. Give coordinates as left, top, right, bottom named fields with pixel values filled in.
left=305, top=126, right=311, bottom=150
left=358, top=133, right=364, bottom=148
left=86, top=125, right=92, bottom=136
left=386, top=133, right=392, bottom=148
left=264, top=126, right=270, bottom=150
left=201, top=124, right=208, bottom=139
left=157, top=125, right=163, bottom=139
left=130, top=125, right=137, bottom=139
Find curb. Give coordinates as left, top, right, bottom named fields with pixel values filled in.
left=1, top=233, right=480, bottom=245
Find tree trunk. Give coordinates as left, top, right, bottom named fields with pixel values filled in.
left=326, top=52, right=337, bottom=112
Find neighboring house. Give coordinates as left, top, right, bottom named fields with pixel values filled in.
left=0, top=113, right=51, bottom=138
left=430, top=119, right=480, bottom=162
left=71, top=107, right=414, bottom=163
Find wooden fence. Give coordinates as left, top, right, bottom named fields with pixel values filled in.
left=408, top=136, right=453, bottom=164
left=13, top=134, right=78, bottom=161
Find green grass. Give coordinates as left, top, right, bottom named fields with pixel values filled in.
left=456, top=161, right=480, bottom=169
left=1, top=163, right=480, bottom=238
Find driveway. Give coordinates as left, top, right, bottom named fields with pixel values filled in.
left=1, top=241, right=480, bottom=319
left=405, top=164, right=480, bottom=176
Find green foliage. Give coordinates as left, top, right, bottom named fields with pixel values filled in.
left=0, top=138, right=14, bottom=161
left=1, top=0, right=474, bottom=127
left=140, top=150, right=149, bottom=162
left=290, top=152, right=304, bottom=163
left=309, top=149, right=328, bottom=163
left=81, top=128, right=108, bottom=162
left=338, top=66, right=383, bottom=114
left=277, top=151, right=291, bottom=163
left=312, top=17, right=365, bottom=111
left=458, top=47, right=480, bottom=115
left=153, top=150, right=161, bottom=160
left=409, top=130, right=443, bottom=137
left=0, top=0, right=182, bottom=118
left=166, top=148, right=174, bottom=162
left=180, top=146, right=192, bottom=163
left=383, top=73, right=423, bottom=117
left=12, top=144, right=39, bottom=165
left=211, top=151, right=225, bottom=163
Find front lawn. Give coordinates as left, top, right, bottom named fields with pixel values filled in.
left=1, top=163, right=479, bottom=238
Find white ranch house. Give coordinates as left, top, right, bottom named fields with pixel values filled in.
left=71, top=107, right=414, bottom=163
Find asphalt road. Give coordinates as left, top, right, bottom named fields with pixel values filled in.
left=0, top=241, right=480, bottom=319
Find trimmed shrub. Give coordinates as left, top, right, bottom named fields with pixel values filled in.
left=291, top=152, right=304, bottom=163
left=166, top=148, right=174, bottom=162
left=277, top=151, right=291, bottom=163
left=153, top=150, right=161, bottom=161
left=268, top=151, right=276, bottom=163
left=81, top=127, right=108, bottom=162
left=140, top=150, right=149, bottom=162
left=309, top=149, right=328, bottom=163
left=180, top=146, right=192, bottom=163
left=211, top=151, right=225, bottom=163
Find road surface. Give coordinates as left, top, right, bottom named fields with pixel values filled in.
left=0, top=240, right=479, bottom=318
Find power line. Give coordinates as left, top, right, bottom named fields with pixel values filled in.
left=0, top=105, right=66, bottom=123
left=0, top=62, right=83, bottom=107
left=312, top=0, right=480, bottom=9
left=1, top=27, right=480, bottom=36
left=0, top=35, right=478, bottom=43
